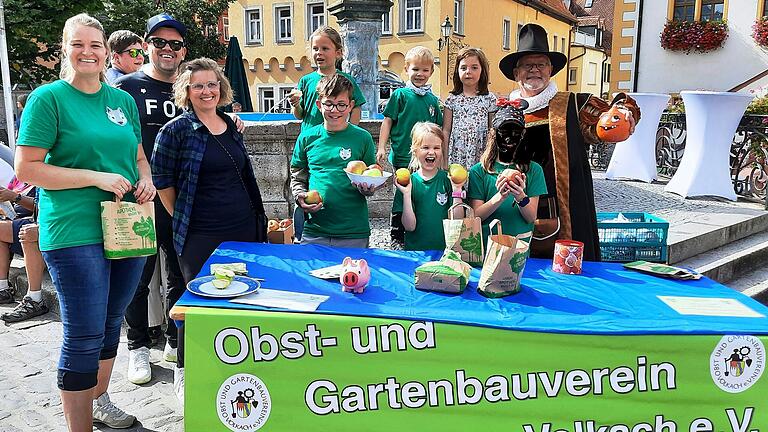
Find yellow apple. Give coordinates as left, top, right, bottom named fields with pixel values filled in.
left=367, top=163, right=383, bottom=172
left=346, top=160, right=367, bottom=174
left=305, top=190, right=322, bottom=205
left=268, top=219, right=279, bottom=232
left=395, top=168, right=411, bottom=186
left=362, top=168, right=382, bottom=177
left=448, top=164, right=468, bottom=184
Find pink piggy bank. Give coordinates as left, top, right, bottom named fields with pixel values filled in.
left=340, top=257, right=370, bottom=294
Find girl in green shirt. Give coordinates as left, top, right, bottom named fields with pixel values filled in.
left=394, top=122, right=466, bottom=251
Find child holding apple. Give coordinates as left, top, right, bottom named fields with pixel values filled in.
left=290, top=74, right=379, bottom=248
left=289, top=26, right=366, bottom=133
left=393, top=122, right=466, bottom=251
left=467, top=99, right=547, bottom=242
left=377, top=46, right=443, bottom=248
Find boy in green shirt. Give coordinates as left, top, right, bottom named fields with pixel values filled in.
left=290, top=74, right=381, bottom=248
left=377, top=46, right=443, bottom=248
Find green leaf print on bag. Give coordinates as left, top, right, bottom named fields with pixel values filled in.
left=460, top=232, right=482, bottom=263
left=132, top=216, right=155, bottom=249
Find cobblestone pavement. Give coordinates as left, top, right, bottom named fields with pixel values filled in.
left=1, top=171, right=765, bottom=431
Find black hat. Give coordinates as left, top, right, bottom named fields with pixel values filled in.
left=499, top=23, right=567, bottom=80
left=493, top=98, right=529, bottom=130
left=146, top=13, right=187, bottom=38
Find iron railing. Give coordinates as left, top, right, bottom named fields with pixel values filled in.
left=589, top=113, right=768, bottom=206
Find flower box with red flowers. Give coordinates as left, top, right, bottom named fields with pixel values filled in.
left=753, top=17, right=768, bottom=48
left=660, top=20, right=728, bottom=54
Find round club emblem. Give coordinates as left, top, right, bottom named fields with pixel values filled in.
left=710, top=335, right=765, bottom=393
left=217, top=373, right=271, bottom=431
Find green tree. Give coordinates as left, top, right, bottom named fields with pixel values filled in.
left=6, top=0, right=103, bottom=86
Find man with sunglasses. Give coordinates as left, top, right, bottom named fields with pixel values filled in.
left=114, top=13, right=188, bottom=392
left=106, top=30, right=144, bottom=84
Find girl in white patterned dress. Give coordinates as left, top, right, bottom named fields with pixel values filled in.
left=442, top=47, right=498, bottom=169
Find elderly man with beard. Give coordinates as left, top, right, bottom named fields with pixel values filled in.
left=499, top=24, right=640, bottom=261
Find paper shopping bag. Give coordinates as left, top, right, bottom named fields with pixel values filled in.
left=414, top=250, right=473, bottom=294
left=477, top=220, right=531, bottom=298
left=443, top=203, right=484, bottom=266
left=100, top=198, right=157, bottom=259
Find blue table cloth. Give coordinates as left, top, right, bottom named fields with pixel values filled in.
left=176, top=242, right=768, bottom=335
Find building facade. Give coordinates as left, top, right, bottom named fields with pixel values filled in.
left=227, top=0, right=576, bottom=111
left=612, top=0, right=768, bottom=94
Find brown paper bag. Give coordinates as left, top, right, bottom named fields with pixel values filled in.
left=477, top=220, right=531, bottom=298
left=443, top=203, right=484, bottom=266
left=414, top=250, right=472, bottom=294
left=100, top=198, right=157, bottom=259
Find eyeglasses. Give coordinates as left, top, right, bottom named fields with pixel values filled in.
left=189, top=80, right=220, bottom=92
left=148, top=37, right=184, bottom=51
left=517, top=62, right=551, bottom=72
left=320, top=101, right=350, bottom=112
left=118, top=48, right=145, bottom=58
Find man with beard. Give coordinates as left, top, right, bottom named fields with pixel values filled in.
left=114, top=13, right=187, bottom=390
left=499, top=24, right=640, bottom=261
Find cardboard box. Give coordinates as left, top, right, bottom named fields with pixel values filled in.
left=268, top=225, right=295, bottom=244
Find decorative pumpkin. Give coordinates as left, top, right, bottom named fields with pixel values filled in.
left=597, top=104, right=632, bottom=143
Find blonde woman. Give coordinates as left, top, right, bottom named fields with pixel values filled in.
left=16, top=13, right=154, bottom=431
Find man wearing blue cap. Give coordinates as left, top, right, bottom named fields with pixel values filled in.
left=114, top=12, right=187, bottom=392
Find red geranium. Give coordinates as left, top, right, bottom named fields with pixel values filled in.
left=660, top=20, right=728, bottom=54
left=753, top=17, right=768, bottom=48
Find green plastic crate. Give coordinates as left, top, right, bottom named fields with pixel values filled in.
left=597, top=212, right=669, bottom=263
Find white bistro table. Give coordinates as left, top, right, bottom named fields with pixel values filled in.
left=664, top=91, right=753, bottom=200
left=606, top=93, right=670, bottom=183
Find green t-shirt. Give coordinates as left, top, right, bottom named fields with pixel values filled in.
left=291, top=124, right=376, bottom=239
left=393, top=170, right=453, bottom=251
left=382, top=87, right=443, bottom=168
left=17, top=80, right=141, bottom=251
left=467, top=161, right=547, bottom=243
left=297, top=71, right=367, bottom=133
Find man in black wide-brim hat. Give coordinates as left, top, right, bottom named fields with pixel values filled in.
left=499, top=23, right=641, bottom=261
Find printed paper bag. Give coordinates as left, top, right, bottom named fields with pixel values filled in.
left=100, top=198, right=157, bottom=259
left=414, top=250, right=473, bottom=294
left=477, top=220, right=531, bottom=298
left=443, top=203, right=484, bottom=266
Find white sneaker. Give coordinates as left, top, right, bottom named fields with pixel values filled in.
left=174, top=366, right=185, bottom=406
left=127, top=346, right=152, bottom=384
left=163, top=341, right=178, bottom=363
left=93, top=392, right=136, bottom=429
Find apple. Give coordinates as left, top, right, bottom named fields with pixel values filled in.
left=448, top=164, right=468, bottom=184
left=395, top=168, right=411, bottom=186
left=367, top=163, right=383, bottom=172
left=362, top=168, right=382, bottom=177
left=500, top=168, right=523, bottom=186
left=268, top=219, right=279, bottom=232
left=279, top=219, right=293, bottom=229
left=346, top=160, right=367, bottom=175
left=305, top=190, right=322, bottom=205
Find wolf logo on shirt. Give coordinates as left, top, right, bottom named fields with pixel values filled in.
left=339, top=148, right=352, bottom=160
left=436, top=192, right=448, bottom=206
left=106, top=107, right=128, bottom=126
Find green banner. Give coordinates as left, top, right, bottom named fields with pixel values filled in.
left=185, top=308, right=767, bottom=431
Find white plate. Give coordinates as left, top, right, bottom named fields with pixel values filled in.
left=345, top=170, right=392, bottom=188
left=186, top=275, right=261, bottom=298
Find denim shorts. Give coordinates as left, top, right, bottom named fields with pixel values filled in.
left=42, top=244, right=146, bottom=391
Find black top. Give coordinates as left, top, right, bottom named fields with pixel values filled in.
left=188, top=124, right=255, bottom=233
left=114, top=71, right=180, bottom=160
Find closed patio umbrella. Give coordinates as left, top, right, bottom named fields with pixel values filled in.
left=224, top=36, right=253, bottom=112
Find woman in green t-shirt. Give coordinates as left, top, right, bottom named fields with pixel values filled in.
left=468, top=99, right=548, bottom=241
left=15, top=13, right=155, bottom=430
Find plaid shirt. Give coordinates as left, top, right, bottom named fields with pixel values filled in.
left=151, top=109, right=266, bottom=253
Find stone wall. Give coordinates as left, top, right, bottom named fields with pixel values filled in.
left=245, top=119, right=393, bottom=219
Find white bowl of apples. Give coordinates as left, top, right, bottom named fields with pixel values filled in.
left=344, top=160, right=392, bottom=187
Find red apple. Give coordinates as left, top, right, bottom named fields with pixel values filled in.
left=305, top=190, right=322, bottom=205
left=279, top=219, right=293, bottom=229
left=346, top=160, right=367, bottom=175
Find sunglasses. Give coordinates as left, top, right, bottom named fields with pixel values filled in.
left=148, top=37, right=184, bottom=51
left=118, top=48, right=145, bottom=58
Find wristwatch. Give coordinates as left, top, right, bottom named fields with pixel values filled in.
left=12, top=194, right=22, bottom=204
left=517, top=196, right=530, bottom=207
left=452, top=190, right=466, bottom=199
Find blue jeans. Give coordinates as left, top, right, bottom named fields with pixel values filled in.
left=42, top=244, right=146, bottom=391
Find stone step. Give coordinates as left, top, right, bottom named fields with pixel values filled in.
left=676, top=229, right=768, bottom=284
left=667, top=211, right=768, bottom=264
left=723, top=267, right=768, bottom=306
